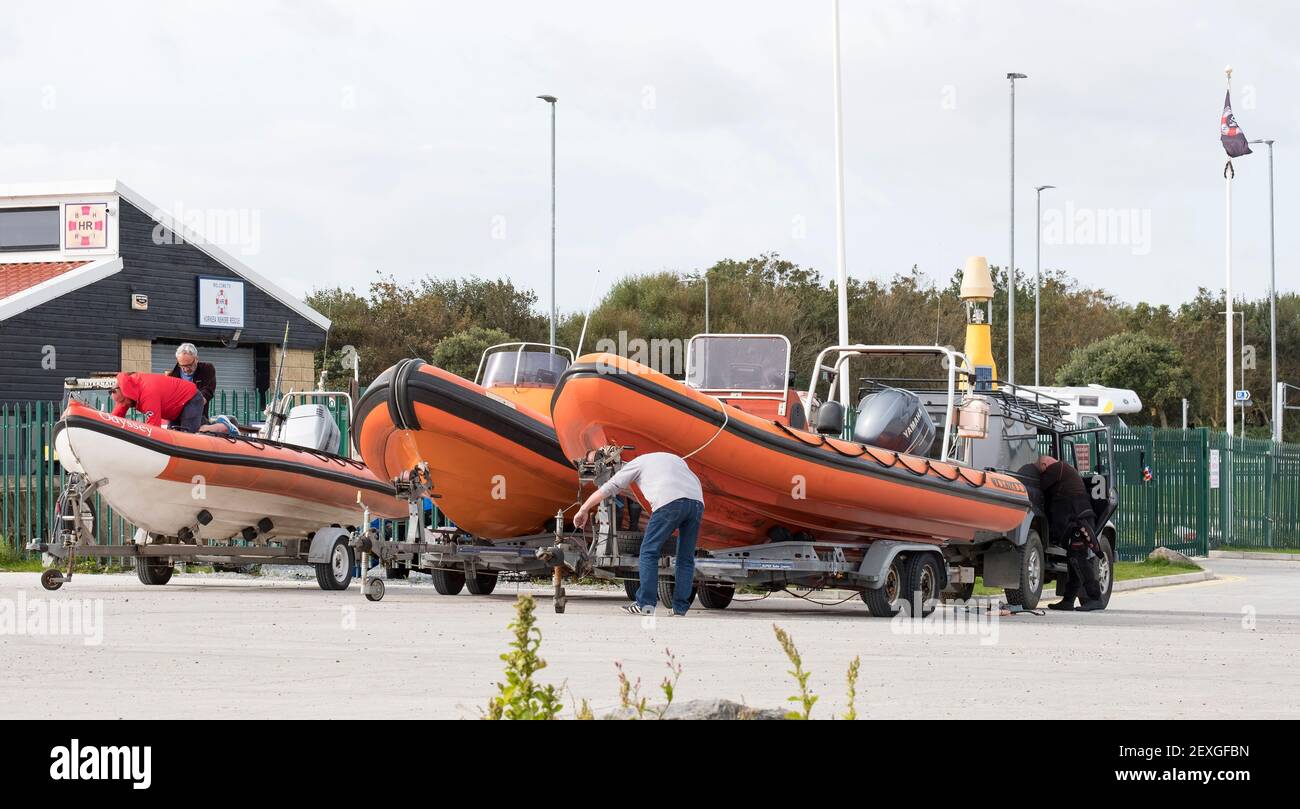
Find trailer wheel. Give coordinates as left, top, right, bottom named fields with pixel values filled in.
left=466, top=571, right=498, bottom=595
left=623, top=579, right=640, bottom=601
left=1091, top=533, right=1115, bottom=609
left=430, top=568, right=466, bottom=595
left=137, top=557, right=174, bottom=586
left=697, top=582, right=735, bottom=610
left=40, top=569, right=64, bottom=591
left=902, top=554, right=942, bottom=617
left=314, top=537, right=354, bottom=591
left=1003, top=531, right=1044, bottom=609
left=862, top=555, right=905, bottom=617
left=657, top=578, right=698, bottom=611
left=365, top=578, right=385, bottom=602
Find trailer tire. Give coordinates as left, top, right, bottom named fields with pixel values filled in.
left=657, top=578, right=697, bottom=611
left=1003, top=531, right=1044, bottom=609
left=315, top=537, right=354, bottom=591
left=430, top=568, right=466, bottom=595
left=137, top=557, right=174, bottom=586
left=862, top=555, right=905, bottom=617
left=466, top=571, right=498, bottom=595
left=902, top=553, right=942, bottom=617
left=697, top=582, right=735, bottom=610
left=623, top=579, right=640, bottom=601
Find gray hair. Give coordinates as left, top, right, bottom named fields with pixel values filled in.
left=175, top=343, right=199, bottom=360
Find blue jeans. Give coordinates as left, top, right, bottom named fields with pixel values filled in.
left=635, top=498, right=704, bottom=614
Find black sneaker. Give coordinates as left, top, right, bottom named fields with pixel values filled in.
left=1047, top=600, right=1075, bottom=611
left=622, top=604, right=654, bottom=616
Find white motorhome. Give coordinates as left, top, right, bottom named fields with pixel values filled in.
left=1019, top=384, right=1142, bottom=429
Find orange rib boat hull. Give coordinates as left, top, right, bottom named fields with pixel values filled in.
left=354, top=359, right=579, bottom=538
left=55, top=400, right=404, bottom=539
left=550, top=354, right=1031, bottom=549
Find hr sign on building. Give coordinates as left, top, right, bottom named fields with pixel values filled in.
left=63, top=203, right=108, bottom=250
left=196, top=277, right=245, bottom=329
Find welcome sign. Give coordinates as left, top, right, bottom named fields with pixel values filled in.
left=196, top=277, right=245, bottom=328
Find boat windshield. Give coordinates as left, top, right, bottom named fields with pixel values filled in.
left=479, top=350, right=570, bottom=388
left=686, top=335, right=789, bottom=392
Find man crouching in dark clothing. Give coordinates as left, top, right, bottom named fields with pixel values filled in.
left=1036, top=455, right=1105, bottom=612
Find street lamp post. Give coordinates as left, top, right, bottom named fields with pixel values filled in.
left=537, top=94, right=558, bottom=350
left=1249, top=138, right=1278, bottom=441
left=1034, top=184, right=1055, bottom=387
left=1007, top=72, right=1027, bottom=386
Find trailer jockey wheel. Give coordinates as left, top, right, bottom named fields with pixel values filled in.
left=365, top=578, right=385, bottom=602
left=40, top=569, right=64, bottom=591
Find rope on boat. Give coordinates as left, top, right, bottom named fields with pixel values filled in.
left=681, top=403, right=729, bottom=460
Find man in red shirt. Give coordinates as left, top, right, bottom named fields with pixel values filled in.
left=110, top=372, right=205, bottom=431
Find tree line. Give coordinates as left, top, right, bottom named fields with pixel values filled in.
left=307, top=254, right=1299, bottom=441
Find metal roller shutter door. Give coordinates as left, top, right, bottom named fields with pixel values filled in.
left=151, top=341, right=256, bottom=391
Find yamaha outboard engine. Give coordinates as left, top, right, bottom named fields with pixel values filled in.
left=852, top=389, right=936, bottom=455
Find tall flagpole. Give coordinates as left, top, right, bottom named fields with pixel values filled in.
left=1224, top=66, right=1235, bottom=438
left=832, top=0, right=850, bottom=409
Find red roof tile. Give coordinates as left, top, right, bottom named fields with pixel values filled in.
left=0, top=261, right=91, bottom=299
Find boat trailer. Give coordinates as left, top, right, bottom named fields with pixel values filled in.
left=30, top=472, right=369, bottom=593
left=349, top=449, right=970, bottom=615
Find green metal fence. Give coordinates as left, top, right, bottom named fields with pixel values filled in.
left=0, top=390, right=357, bottom=556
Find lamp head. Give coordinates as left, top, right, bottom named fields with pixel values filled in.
left=537, top=94, right=557, bottom=103
left=1007, top=72, right=1027, bottom=80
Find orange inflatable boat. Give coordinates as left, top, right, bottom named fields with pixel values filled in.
left=549, top=345, right=1031, bottom=550
left=55, top=399, right=405, bottom=540
left=353, top=345, right=580, bottom=538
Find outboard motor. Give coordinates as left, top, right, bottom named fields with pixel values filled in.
left=281, top=404, right=341, bottom=453
left=852, top=389, right=936, bottom=455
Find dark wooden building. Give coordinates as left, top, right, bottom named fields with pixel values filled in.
left=0, top=181, right=328, bottom=404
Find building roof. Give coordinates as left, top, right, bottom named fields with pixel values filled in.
left=0, top=257, right=124, bottom=321
left=0, top=261, right=92, bottom=299
left=0, top=180, right=330, bottom=330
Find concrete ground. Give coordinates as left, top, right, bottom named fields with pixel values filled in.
left=1, top=556, right=1297, bottom=719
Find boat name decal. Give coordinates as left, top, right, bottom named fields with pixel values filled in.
left=95, top=412, right=154, bottom=439
left=987, top=476, right=1025, bottom=494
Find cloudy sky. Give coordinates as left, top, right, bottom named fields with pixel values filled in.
left=2, top=1, right=1294, bottom=311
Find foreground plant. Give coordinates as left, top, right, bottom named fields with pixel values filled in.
left=485, top=594, right=563, bottom=720
left=773, top=624, right=817, bottom=720
left=843, top=656, right=861, bottom=721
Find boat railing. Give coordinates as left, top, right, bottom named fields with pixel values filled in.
left=806, top=345, right=973, bottom=463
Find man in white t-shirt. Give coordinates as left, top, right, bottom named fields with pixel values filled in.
left=574, top=449, right=705, bottom=616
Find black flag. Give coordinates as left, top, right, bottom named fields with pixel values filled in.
left=1220, top=90, right=1252, bottom=158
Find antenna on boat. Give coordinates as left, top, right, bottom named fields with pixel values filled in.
left=575, top=269, right=602, bottom=357
left=264, top=321, right=291, bottom=437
